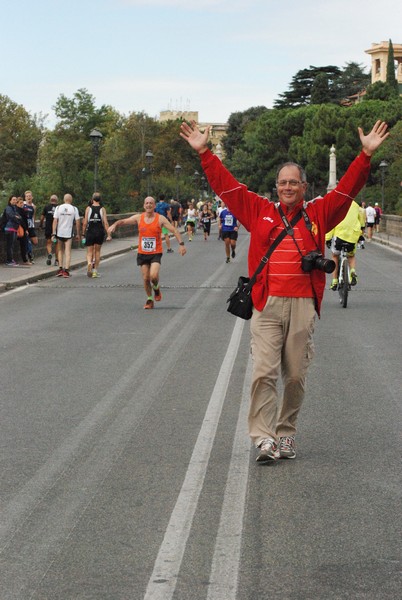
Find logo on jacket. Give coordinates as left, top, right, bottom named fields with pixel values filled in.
left=263, top=217, right=274, bottom=223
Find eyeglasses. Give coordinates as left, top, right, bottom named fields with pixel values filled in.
left=277, top=179, right=304, bottom=187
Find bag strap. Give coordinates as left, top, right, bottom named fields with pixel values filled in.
left=248, top=209, right=303, bottom=288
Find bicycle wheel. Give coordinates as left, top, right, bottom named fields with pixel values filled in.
left=340, top=258, right=349, bottom=308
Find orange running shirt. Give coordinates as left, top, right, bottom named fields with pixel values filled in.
left=138, top=213, right=163, bottom=254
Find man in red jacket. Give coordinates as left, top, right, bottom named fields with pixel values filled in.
left=180, top=120, right=389, bottom=463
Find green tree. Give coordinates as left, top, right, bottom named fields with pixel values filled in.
left=223, top=106, right=268, bottom=160
left=275, top=63, right=371, bottom=109
left=386, top=39, right=399, bottom=95
left=0, top=94, right=43, bottom=186
left=274, top=66, right=341, bottom=109
left=310, top=73, right=331, bottom=105
left=36, top=89, right=122, bottom=213
left=334, top=61, right=371, bottom=100
left=364, top=81, right=397, bottom=101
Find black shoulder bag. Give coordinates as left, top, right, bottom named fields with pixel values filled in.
left=226, top=209, right=303, bottom=320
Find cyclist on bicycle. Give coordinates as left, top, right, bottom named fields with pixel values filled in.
left=325, top=200, right=366, bottom=290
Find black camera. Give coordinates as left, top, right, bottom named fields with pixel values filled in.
left=301, top=251, right=335, bottom=274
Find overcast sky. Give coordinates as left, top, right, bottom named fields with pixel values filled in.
left=1, top=0, right=401, bottom=126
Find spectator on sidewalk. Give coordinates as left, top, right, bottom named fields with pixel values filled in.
left=16, top=197, right=31, bottom=265
left=3, top=196, right=22, bottom=266
left=23, top=190, right=38, bottom=262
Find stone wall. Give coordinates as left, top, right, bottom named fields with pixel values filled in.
left=381, top=214, right=402, bottom=237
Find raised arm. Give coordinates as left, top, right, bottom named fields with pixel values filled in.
left=180, top=120, right=210, bottom=154
left=359, top=120, right=389, bottom=156
left=107, top=214, right=139, bottom=238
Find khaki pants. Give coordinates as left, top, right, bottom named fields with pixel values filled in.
left=249, top=296, right=316, bottom=447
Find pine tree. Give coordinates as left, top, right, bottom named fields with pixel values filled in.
left=386, top=39, right=399, bottom=95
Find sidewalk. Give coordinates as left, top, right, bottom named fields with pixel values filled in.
left=0, top=236, right=138, bottom=293
left=1, top=230, right=400, bottom=294
left=370, top=231, right=402, bottom=253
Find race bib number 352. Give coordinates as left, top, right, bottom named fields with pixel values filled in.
left=141, top=237, right=156, bottom=252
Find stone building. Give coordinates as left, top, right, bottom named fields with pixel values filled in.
left=159, top=110, right=228, bottom=157
left=365, top=41, right=402, bottom=92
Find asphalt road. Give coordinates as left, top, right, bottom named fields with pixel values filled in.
left=0, top=227, right=401, bottom=600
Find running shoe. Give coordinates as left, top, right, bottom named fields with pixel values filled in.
left=92, top=270, right=100, bottom=278
left=256, top=437, right=279, bottom=463
left=87, top=263, right=93, bottom=278
left=279, top=436, right=296, bottom=459
left=54, top=259, right=59, bottom=267
left=5, top=260, right=19, bottom=267
left=62, top=269, right=70, bottom=278
left=350, top=271, right=358, bottom=286
left=56, top=268, right=64, bottom=277
left=144, top=299, right=154, bottom=309
left=46, top=253, right=52, bottom=266
left=226, top=257, right=230, bottom=263
left=154, top=287, right=162, bottom=302
left=330, top=278, right=338, bottom=291
left=231, top=249, right=236, bottom=259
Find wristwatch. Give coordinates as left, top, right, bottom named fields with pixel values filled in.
left=179, top=242, right=185, bottom=246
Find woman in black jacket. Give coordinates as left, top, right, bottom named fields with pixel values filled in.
left=3, top=195, right=22, bottom=266
left=16, top=196, right=31, bottom=264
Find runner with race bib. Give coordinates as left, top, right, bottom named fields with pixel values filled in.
left=219, top=203, right=240, bottom=263
left=107, top=196, right=186, bottom=309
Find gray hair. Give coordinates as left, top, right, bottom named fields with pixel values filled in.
left=276, top=162, right=307, bottom=183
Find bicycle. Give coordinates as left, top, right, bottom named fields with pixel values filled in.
left=337, top=242, right=352, bottom=308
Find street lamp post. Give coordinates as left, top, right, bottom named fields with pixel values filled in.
left=379, top=160, right=388, bottom=212
left=193, top=170, right=200, bottom=200
left=145, top=150, right=154, bottom=195
left=89, top=129, right=103, bottom=192
left=201, top=175, right=208, bottom=198
left=175, top=164, right=182, bottom=201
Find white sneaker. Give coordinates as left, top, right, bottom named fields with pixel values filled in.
left=279, top=436, right=296, bottom=459
left=256, top=437, right=279, bottom=463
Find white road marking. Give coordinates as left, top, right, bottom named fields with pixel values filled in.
left=207, top=355, right=252, bottom=600
left=143, top=318, right=246, bottom=600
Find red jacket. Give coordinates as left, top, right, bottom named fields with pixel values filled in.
left=200, top=149, right=371, bottom=316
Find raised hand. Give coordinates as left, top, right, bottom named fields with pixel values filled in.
left=358, top=120, right=389, bottom=156
left=180, top=120, right=210, bottom=154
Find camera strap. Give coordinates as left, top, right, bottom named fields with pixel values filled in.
left=277, top=204, right=320, bottom=256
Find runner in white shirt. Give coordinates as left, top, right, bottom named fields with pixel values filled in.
left=365, top=203, right=376, bottom=241
left=52, top=194, right=81, bottom=278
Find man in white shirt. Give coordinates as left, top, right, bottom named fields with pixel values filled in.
left=365, top=202, right=377, bottom=241
left=52, top=194, right=81, bottom=277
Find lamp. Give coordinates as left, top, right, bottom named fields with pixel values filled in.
left=175, top=164, right=182, bottom=200
left=379, top=160, right=388, bottom=212
left=89, top=129, right=103, bottom=192
left=145, top=150, right=154, bottom=195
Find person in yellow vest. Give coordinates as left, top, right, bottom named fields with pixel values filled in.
left=107, top=196, right=186, bottom=309
left=325, top=200, right=366, bottom=290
